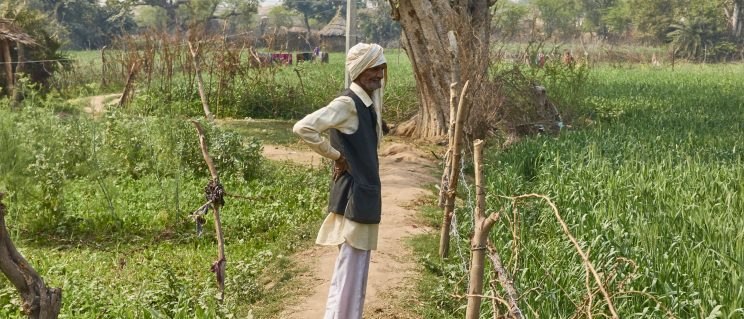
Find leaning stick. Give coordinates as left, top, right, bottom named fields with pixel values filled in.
left=439, top=80, right=470, bottom=258
left=191, top=120, right=227, bottom=301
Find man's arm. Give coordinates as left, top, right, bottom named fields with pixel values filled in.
left=293, top=96, right=357, bottom=161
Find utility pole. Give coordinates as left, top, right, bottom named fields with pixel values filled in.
left=344, top=0, right=357, bottom=88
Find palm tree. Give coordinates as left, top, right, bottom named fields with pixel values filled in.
left=667, top=17, right=716, bottom=60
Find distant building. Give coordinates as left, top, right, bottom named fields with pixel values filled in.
left=319, top=8, right=346, bottom=52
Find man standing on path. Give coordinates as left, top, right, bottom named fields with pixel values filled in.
left=293, top=43, right=387, bottom=319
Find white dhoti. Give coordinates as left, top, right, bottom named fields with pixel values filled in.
left=323, top=242, right=371, bottom=319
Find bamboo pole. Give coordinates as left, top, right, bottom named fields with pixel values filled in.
left=191, top=120, right=226, bottom=301
left=438, top=80, right=470, bottom=258
left=0, top=193, right=62, bottom=318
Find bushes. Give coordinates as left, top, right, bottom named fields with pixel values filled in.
left=0, top=106, right=262, bottom=235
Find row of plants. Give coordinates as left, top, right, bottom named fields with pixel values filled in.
left=51, top=46, right=419, bottom=124
left=414, top=63, right=744, bottom=317
left=0, top=95, right=329, bottom=317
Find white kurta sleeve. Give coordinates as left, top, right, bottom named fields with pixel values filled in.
left=293, top=96, right=358, bottom=160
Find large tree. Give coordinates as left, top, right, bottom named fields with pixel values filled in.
left=389, top=0, right=497, bottom=138
left=726, top=0, right=743, bottom=38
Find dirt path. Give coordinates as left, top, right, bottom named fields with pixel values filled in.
left=263, top=141, right=437, bottom=318
left=82, top=93, right=121, bottom=115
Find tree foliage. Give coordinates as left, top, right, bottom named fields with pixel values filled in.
left=30, top=0, right=136, bottom=49
left=503, top=0, right=743, bottom=60
left=127, top=0, right=258, bottom=33
left=357, top=2, right=400, bottom=46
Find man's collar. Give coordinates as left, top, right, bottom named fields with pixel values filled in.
left=350, top=83, right=373, bottom=107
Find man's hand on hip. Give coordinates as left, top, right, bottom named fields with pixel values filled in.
left=333, top=155, right=349, bottom=181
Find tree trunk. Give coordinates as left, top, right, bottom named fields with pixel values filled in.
left=734, top=0, right=743, bottom=38
left=0, top=193, right=62, bottom=319
left=390, top=0, right=495, bottom=138
left=302, top=13, right=314, bottom=50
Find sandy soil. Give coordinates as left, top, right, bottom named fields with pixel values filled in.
left=263, top=141, right=437, bottom=318
left=83, top=93, right=121, bottom=115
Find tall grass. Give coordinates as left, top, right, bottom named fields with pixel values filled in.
left=55, top=47, right=418, bottom=123
left=417, top=63, right=744, bottom=318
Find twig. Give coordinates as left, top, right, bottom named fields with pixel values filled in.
left=506, top=193, right=619, bottom=318
left=487, top=242, right=523, bottom=319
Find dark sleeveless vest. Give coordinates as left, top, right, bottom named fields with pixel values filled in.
left=327, top=89, right=382, bottom=224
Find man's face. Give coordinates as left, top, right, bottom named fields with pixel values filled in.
left=355, top=63, right=386, bottom=93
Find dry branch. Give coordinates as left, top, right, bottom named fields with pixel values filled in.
left=487, top=243, right=523, bottom=319
left=190, top=120, right=226, bottom=300
left=0, top=192, right=62, bottom=319
left=509, top=194, right=619, bottom=318
left=118, top=62, right=139, bottom=107
left=188, top=41, right=214, bottom=121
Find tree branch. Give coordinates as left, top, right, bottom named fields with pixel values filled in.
left=0, top=192, right=62, bottom=319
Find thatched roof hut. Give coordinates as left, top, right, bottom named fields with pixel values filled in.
left=0, top=19, right=37, bottom=46
left=319, top=9, right=346, bottom=52
left=0, top=18, right=37, bottom=98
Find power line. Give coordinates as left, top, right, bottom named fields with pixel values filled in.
left=0, top=58, right=76, bottom=65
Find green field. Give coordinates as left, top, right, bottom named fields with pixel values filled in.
left=2, top=45, right=743, bottom=318
left=415, top=63, right=744, bottom=318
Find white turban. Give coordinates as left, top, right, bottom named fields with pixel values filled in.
left=346, top=43, right=386, bottom=81
left=346, top=43, right=386, bottom=145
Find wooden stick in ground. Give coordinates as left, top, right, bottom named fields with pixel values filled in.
left=439, top=80, right=470, bottom=258
left=439, top=30, right=461, bottom=208
left=191, top=120, right=226, bottom=301
left=101, top=46, right=107, bottom=87
left=0, top=192, right=62, bottom=319
left=438, top=82, right=458, bottom=208
left=187, top=41, right=214, bottom=121
left=465, top=139, right=501, bottom=319
left=487, top=243, right=523, bottom=319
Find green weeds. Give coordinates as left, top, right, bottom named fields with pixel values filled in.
left=0, top=105, right=328, bottom=318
